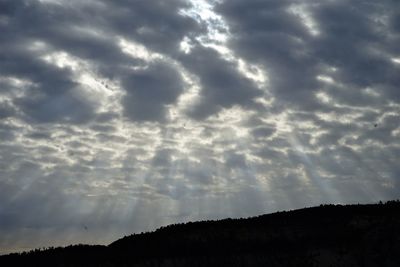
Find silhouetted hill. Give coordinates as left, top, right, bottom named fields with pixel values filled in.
left=1, top=201, right=400, bottom=266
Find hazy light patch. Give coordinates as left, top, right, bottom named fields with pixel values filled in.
left=0, top=76, right=37, bottom=90
left=287, top=4, right=320, bottom=36
left=271, top=112, right=292, bottom=134
left=130, top=125, right=163, bottom=159
left=0, top=15, right=9, bottom=26
left=168, top=126, right=202, bottom=155
left=288, top=128, right=340, bottom=202
left=254, top=96, right=274, bottom=108
left=28, top=40, right=48, bottom=52
left=315, top=109, right=370, bottom=129
left=179, top=36, right=194, bottom=54
left=0, top=76, right=36, bottom=118
left=36, top=0, right=63, bottom=5
left=237, top=59, right=268, bottom=87
left=315, top=112, right=338, bottom=121
left=36, top=0, right=94, bottom=5
left=316, top=84, right=383, bottom=111
left=328, top=67, right=338, bottom=72
left=288, top=130, right=313, bottom=155
left=174, top=70, right=202, bottom=117
left=316, top=75, right=335, bottom=84
left=70, top=25, right=105, bottom=40
left=388, top=101, right=400, bottom=109
left=123, top=123, right=162, bottom=155
left=136, top=26, right=156, bottom=36
left=379, top=111, right=400, bottom=126
left=213, top=106, right=252, bottom=138
left=392, top=58, right=400, bottom=65
left=119, top=38, right=163, bottom=63
left=296, top=119, right=318, bottom=131
left=315, top=91, right=333, bottom=104
left=41, top=51, right=80, bottom=70
left=297, top=165, right=312, bottom=186
left=392, top=127, right=400, bottom=137
left=363, top=87, right=380, bottom=98
left=309, top=130, right=329, bottom=146
left=202, top=43, right=231, bottom=56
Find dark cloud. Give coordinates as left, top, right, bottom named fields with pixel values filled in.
left=94, top=112, right=120, bottom=123
left=122, top=62, right=184, bottom=122
left=223, top=151, right=247, bottom=170
left=0, top=47, right=95, bottom=123
left=251, top=126, right=276, bottom=139
left=180, top=47, right=263, bottom=119
left=216, top=0, right=320, bottom=108
left=17, top=87, right=96, bottom=124
left=90, top=124, right=116, bottom=133
left=216, top=0, right=400, bottom=108
left=107, top=0, right=202, bottom=53
left=0, top=101, right=15, bottom=119
left=26, top=131, right=52, bottom=140
left=152, top=148, right=174, bottom=168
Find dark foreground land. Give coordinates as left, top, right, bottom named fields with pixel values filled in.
left=1, top=201, right=400, bottom=267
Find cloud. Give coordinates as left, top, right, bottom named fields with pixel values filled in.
left=216, top=0, right=400, bottom=108
left=179, top=46, right=263, bottom=119
left=0, top=0, right=400, bottom=253
left=0, top=0, right=202, bottom=125
left=0, top=100, right=14, bottom=119
left=122, top=61, right=185, bottom=122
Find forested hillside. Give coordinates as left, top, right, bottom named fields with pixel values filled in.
left=1, top=201, right=399, bottom=267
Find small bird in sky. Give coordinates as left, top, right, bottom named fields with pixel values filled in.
left=374, top=123, right=378, bottom=128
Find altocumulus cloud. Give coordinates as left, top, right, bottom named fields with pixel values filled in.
left=0, top=0, right=400, bottom=253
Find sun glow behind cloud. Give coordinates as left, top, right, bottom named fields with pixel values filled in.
left=288, top=3, right=320, bottom=36
left=180, top=0, right=269, bottom=89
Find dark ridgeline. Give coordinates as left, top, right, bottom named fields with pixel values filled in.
left=1, top=201, right=400, bottom=267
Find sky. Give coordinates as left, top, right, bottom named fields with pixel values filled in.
left=0, top=0, right=399, bottom=253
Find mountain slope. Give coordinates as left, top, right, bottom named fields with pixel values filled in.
left=1, top=201, right=400, bottom=267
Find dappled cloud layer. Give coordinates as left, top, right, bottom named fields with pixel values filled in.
left=0, top=0, right=399, bottom=253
